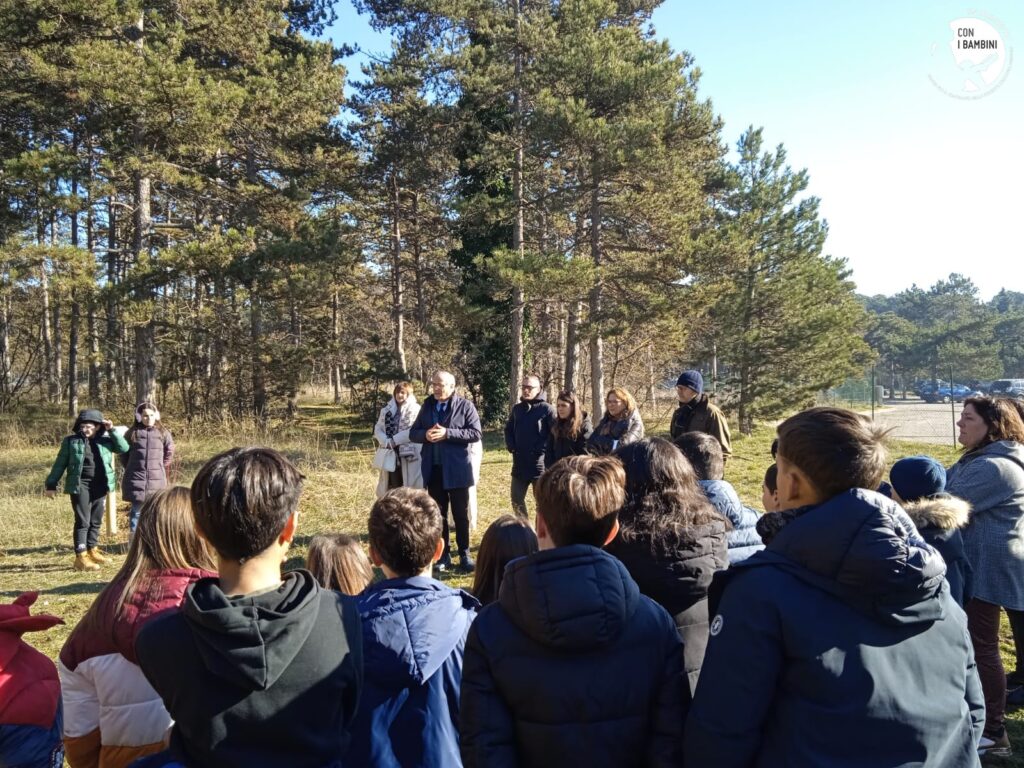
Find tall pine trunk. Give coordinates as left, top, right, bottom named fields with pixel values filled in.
left=588, top=178, right=605, bottom=413
left=508, top=0, right=525, bottom=409
left=331, top=290, right=342, bottom=404
left=105, top=198, right=118, bottom=402
left=133, top=11, right=157, bottom=405
left=390, top=175, right=407, bottom=372
left=40, top=262, right=55, bottom=402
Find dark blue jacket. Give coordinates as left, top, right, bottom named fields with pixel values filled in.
left=685, top=490, right=985, bottom=768
left=0, top=708, right=64, bottom=768
left=409, top=395, right=481, bottom=490
left=348, top=577, right=478, bottom=768
left=699, top=480, right=764, bottom=564
left=903, top=495, right=973, bottom=607
left=504, top=395, right=556, bottom=480
left=460, top=545, right=687, bottom=768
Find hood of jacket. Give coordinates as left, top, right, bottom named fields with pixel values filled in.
left=742, top=489, right=947, bottom=626
left=699, top=479, right=742, bottom=518
left=960, top=439, right=1024, bottom=471
left=498, top=544, right=640, bottom=651
left=181, top=569, right=322, bottom=692
left=903, top=494, right=971, bottom=531
left=358, top=576, right=477, bottom=687
left=517, top=392, right=548, bottom=407
left=387, top=393, right=419, bottom=413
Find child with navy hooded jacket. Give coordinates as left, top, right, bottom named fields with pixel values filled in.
left=348, top=487, right=479, bottom=767
left=686, top=407, right=985, bottom=768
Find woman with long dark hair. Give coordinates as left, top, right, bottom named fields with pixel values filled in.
left=605, top=438, right=729, bottom=693
left=58, top=487, right=216, bottom=768
left=544, top=390, right=593, bottom=468
left=946, top=396, right=1024, bottom=758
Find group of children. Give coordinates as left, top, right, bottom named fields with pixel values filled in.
left=1, top=405, right=994, bottom=766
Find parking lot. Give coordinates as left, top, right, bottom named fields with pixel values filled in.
left=871, top=398, right=962, bottom=446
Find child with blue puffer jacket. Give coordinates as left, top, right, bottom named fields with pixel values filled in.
left=674, top=432, right=764, bottom=563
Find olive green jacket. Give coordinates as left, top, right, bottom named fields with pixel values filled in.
left=45, top=431, right=130, bottom=494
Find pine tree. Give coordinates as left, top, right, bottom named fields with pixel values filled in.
left=707, top=127, right=870, bottom=433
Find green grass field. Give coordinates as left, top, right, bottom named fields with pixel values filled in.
left=1, top=403, right=1021, bottom=763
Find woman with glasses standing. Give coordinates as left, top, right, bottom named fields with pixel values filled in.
left=504, top=374, right=556, bottom=519
left=587, top=387, right=645, bottom=455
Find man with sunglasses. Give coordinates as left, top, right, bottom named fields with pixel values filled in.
left=504, top=374, right=556, bottom=519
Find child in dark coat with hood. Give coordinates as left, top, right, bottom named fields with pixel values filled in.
left=134, top=447, right=363, bottom=768
left=348, top=487, right=478, bottom=767
left=889, top=456, right=972, bottom=607
left=122, top=402, right=174, bottom=535
left=686, top=408, right=984, bottom=768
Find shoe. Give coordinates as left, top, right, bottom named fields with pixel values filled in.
left=436, top=551, right=454, bottom=573
left=87, top=547, right=110, bottom=564
left=979, top=726, right=1012, bottom=760
left=458, top=550, right=476, bottom=574
left=1007, top=685, right=1024, bottom=712
left=73, top=552, right=100, bottom=572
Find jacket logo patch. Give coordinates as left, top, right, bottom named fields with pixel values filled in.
left=710, top=614, right=724, bottom=636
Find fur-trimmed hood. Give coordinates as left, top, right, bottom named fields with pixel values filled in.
left=903, top=494, right=971, bottom=532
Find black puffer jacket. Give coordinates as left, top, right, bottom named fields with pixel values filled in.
left=460, top=545, right=687, bottom=768
left=686, top=490, right=984, bottom=768
left=606, top=519, right=728, bottom=693
left=504, top=395, right=556, bottom=480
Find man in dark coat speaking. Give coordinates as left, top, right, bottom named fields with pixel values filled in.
left=669, top=370, right=732, bottom=461
left=504, top=374, right=556, bottom=519
left=410, top=370, right=482, bottom=573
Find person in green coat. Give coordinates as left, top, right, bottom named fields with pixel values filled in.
left=45, top=409, right=129, bottom=572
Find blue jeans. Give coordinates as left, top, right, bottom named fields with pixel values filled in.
left=129, top=501, right=144, bottom=534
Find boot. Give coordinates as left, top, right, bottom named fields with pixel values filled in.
left=458, top=549, right=476, bottom=574
left=87, top=547, right=110, bottom=564
left=73, top=552, right=100, bottom=572
left=436, top=549, right=454, bottom=573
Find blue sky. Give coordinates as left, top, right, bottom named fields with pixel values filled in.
left=326, top=1, right=1023, bottom=300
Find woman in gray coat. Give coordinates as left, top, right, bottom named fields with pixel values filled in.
left=946, top=395, right=1024, bottom=758
left=122, top=402, right=174, bottom=534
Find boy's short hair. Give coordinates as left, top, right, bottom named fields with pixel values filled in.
left=190, top=447, right=304, bottom=561
left=776, top=407, right=889, bottom=499
left=763, top=464, right=778, bottom=493
left=673, top=432, right=724, bottom=481
left=368, top=488, right=442, bottom=577
left=534, top=455, right=625, bottom=547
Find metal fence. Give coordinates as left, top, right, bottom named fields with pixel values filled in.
left=820, top=369, right=969, bottom=447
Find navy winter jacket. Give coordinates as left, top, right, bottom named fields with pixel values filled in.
left=685, top=490, right=985, bottom=768
left=348, top=577, right=478, bottom=768
left=699, top=480, right=764, bottom=563
left=903, top=495, right=973, bottom=607
left=460, top=545, right=687, bottom=768
left=504, top=395, right=556, bottom=481
left=409, top=395, right=482, bottom=490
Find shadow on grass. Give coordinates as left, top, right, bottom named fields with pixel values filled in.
left=0, top=580, right=106, bottom=598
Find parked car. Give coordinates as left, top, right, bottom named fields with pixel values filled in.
left=990, top=379, right=1024, bottom=399
left=921, top=383, right=981, bottom=403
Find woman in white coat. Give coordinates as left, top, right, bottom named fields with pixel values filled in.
left=373, top=382, right=423, bottom=497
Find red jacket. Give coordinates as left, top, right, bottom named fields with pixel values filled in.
left=59, top=568, right=214, bottom=768
left=0, top=592, right=65, bottom=767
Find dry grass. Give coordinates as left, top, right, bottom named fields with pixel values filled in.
left=2, top=403, right=1022, bottom=763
